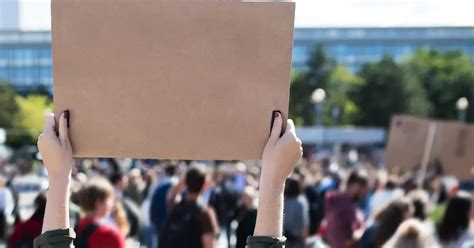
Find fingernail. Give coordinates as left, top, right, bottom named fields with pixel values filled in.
left=64, top=110, right=70, bottom=128
left=273, top=111, right=280, bottom=118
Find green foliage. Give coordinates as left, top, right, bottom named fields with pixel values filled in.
left=13, top=95, right=53, bottom=138
left=289, top=45, right=335, bottom=126
left=0, top=83, right=19, bottom=128
left=403, top=49, right=474, bottom=121
left=289, top=45, right=369, bottom=127
left=352, top=56, right=411, bottom=126
left=324, top=65, right=362, bottom=125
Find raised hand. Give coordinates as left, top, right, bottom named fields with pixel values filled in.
left=37, top=111, right=74, bottom=180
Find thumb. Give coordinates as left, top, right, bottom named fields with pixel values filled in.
left=58, top=110, right=70, bottom=145
left=42, top=112, right=56, bottom=135
left=269, top=111, right=283, bottom=144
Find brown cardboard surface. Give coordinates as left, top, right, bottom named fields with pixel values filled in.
left=386, top=115, right=474, bottom=179
left=431, top=121, right=474, bottom=179
left=385, top=115, right=430, bottom=170
left=52, top=0, right=295, bottom=160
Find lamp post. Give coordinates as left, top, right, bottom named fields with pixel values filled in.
left=311, top=88, right=326, bottom=126
left=456, top=97, right=469, bottom=123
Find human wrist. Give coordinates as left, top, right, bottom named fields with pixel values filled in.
left=260, top=164, right=286, bottom=190
left=48, top=174, right=71, bottom=189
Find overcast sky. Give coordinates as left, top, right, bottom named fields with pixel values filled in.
left=13, top=0, right=474, bottom=30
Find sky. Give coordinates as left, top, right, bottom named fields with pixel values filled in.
left=6, top=0, right=474, bottom=31
left=294, top=0, right=474, bottom=27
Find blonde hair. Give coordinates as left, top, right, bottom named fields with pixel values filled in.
left=383, top=219, right=439, bottom=248
left=112, top=200, right=130, bottom=236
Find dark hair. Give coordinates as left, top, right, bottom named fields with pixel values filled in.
left=412, top=198, right=427, bottom=221
left=374, top=198, right=413, bottom=247
left=284, top=176, right=302, bottom=198
left=437, top=192, right=472, bottom=242
left=385, top=176, right=399, bottom=190
left=33, top=192, right=47, bottom=218
left=110, top=172, right=126, bottom=185
left=347, top=170, right=369, bottom=187
left=185, top=167, right=206, bottom=194
left=164, top=164, right=176, bottom=177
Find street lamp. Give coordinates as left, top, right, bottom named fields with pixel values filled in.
left=456, top=97, right=469, bottom=122
left=311, top=88, right=326, bottom=126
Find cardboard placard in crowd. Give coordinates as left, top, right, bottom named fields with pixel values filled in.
left=52, top=0, right=295, bottom=160
left=386, top=115, right=474, bottom=179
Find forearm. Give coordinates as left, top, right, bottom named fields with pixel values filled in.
left=253, top=169, right=285, bottom=237
left=42, top=177, right=71, bottom=233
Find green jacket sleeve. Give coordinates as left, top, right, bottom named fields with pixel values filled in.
left=246, top=236, right=287, bottom=248
left=34, top=228, right=76, bottom=248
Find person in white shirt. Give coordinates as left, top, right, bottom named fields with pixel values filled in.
left=0, top=175, right=14, bottom=240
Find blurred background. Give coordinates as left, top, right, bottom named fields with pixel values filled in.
left=0, top=0, right=473, bottom=248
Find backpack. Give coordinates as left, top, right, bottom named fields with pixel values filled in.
left=159, top=201, right=202, bottom=248
left=74, top=222, right=99, bottom=248
left=13, top=225, right=33, bottom=248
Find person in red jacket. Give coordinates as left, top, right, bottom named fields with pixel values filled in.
left=74, top=177, right=125, bottom=248
left=8, top=192, right=47, bottom=247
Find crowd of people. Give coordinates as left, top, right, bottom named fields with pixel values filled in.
left=0, top=111, right=473, bottom=248
left=2, top=152, right=474, bottom=247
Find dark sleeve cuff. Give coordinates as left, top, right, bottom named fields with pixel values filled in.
left=246, top=236, right=287, bottom=248
left=34, top=228, right=76, bottom=248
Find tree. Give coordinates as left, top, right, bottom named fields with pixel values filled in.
left=289, top=45, right=335, bottom=126
left=352, top=56, right=409, bottom=127
left=13, top=94, right=53, bottom=138
left=403, top=49, right=474, bottom=122
left=323, top=65, right=362, bottom=126
left=0, top=83, right=19, bottom=128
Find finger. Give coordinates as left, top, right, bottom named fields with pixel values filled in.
left=58, top=110, right=70, bottom=145
left=42, top=112, right=56, bottom=135
left=286, top=119, right=296, bottom=134
left=269, top=111, right=283, bottom=144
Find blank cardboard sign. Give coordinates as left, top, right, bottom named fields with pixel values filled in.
left=386, top=115, right=474, bottom=179
left=52, top=0, right=295, bottom=160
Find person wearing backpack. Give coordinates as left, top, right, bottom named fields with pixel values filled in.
left=160, top=166, right=219, bottom=248
left=74, top=177, right=125, bottom=248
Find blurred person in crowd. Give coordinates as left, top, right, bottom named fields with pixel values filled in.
left=124, top=168, right=145, bottom=205
left=323, top=170, right=369, bottom=248
left=383, top=219, right=439, bottom=248
left=368, top=175, right=403, bottom=217
left=111, top=200, right=130, bottom=237
left=160, top=166, right=219, bottom=248
left=142, top=168, right=156, bottom=202
left=437, top=191, right=474, bottom=248
left=8, top=192, right=46, bottom=247
left=283, top=175, right=309, bottom=248
left=429, top=178, right=449, bottom=225
left=110, top=172, right=142, bottom=239
left=74, top=177, right=125, bottom=248
left=360, top=198, right=413, bottom=248
left=10, top=157, right=48, bottom=221
left=234, top=186, right=257, bottom=248
left=0, top=175, right=14, bottom=240
left=306, top=158, right=340, bottom=234
left=139, top=168, right=158, bottom=248
left=208, top=165, right=240, bottom=247
left=150, top=163, right=177, bottom=244
left=407, top=189, right=435, bottom=234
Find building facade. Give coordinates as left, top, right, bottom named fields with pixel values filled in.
left=0, top=26, right=473, bottom=92
left=0, top=31, right=51, bottom=93
left=293, top=26, right=474, bottom=71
